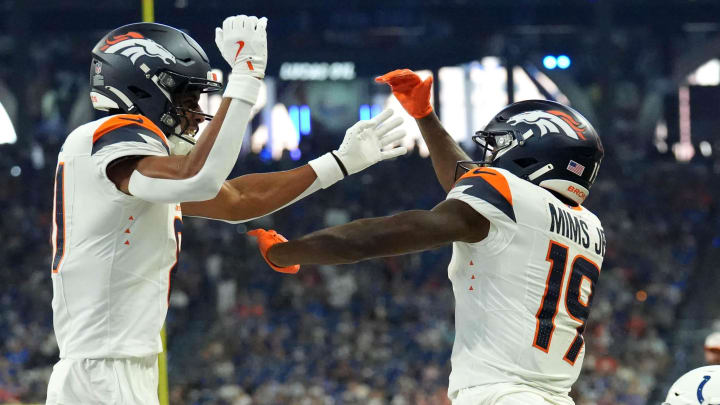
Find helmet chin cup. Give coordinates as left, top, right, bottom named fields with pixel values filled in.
left=168, top=133, right=196, bottom=156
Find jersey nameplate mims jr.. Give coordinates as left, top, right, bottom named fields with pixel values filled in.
left=445, top=167, right=605, bottom=400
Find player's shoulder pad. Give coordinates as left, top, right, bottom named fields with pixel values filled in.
left=92, top=114, right=169, bottom=155
left=453, top=167, right=515, bottom=222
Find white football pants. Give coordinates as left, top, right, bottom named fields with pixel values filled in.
left=46, top=355, right=159, bottom=405
left=453, top=384, right=574, bottom=405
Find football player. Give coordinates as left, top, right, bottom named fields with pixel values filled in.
left=249, top=69, right=605, bottom=405
left=47, top=16, right=405, bottom=405
left=663, top=365, right=720, bottom=405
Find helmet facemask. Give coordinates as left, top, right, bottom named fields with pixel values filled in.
left=155, top=70, right=222, bottom=155
left=454, top=129, right=521, bottom=182
left=453, top=100, right=603, bottom=206
left=90, top=22, right=225, bottom=151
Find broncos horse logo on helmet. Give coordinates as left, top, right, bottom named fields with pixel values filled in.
left=100, top=32, right=176, bottom=66
left=456, top=99, right=603, bottom=205
left=90, top=23, right=222, bottom=154
left=506, top=110, right=587, bottom=140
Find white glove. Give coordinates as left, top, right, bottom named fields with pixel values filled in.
left=215, top=15, right=267, bottom=77
left=215, top=15, right=267, bottom=102
left=309, top=109, right=407, bottom=188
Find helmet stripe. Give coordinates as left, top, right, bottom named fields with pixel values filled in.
left=548, top=110, right=587, bottom=140
left=100, top=32, right=145, bottom=51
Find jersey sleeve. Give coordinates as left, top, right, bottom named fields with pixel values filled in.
left=90, top=114, right=170, bottom=176
left=446, top=167, right=519, bottom=252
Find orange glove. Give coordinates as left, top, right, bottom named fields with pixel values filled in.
left=247, top=229, right=300, bottom=274
left=375, top=69, right=433, bottom=119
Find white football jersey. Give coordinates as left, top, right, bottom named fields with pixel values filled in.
left=51, top=114, right=182, bottom=359
left=445, top=167, right=605, bottom=399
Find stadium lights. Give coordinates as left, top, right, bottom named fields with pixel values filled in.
left=359, top=104, right=383, bottom=121
left=0, top=100, right=17, bottom=144
left=299, top=105, right=311, bottom=135
left=557, top=55, right=571, bottom=69
left=359, top=104, right=371, bottom=121
left=289, top=105, right=311, bottom=136
left=543, top=56, right=558, bottom=70
left=543, top=55, right=571, bottom=70
left=289, top=105, right=300, bottom=139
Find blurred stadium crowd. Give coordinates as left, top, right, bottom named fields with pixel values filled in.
left=3, top=14, right=720, bottom=405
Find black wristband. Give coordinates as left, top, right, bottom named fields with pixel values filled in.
left=330, top=152, right=349, bottom=177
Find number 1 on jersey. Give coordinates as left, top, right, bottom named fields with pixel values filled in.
left=533, top=241, right=568, bottom=353
left=533, top=240, right=600, bottom=365
left=52, top=162, right=66, bottom=273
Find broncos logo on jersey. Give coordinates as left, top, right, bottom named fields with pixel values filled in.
left=507, top=110, right=587, bottom=140
left=100, top=31, right=176, bottom=66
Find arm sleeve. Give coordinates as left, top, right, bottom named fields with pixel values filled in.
left=128, top=94, right=260, bottom=204
left=446, top=167, right=518, bottom=252
left=128, top=76, right=261, bottom=204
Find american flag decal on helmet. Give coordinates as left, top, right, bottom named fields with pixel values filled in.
left=567, top=160, right=585, bottom=176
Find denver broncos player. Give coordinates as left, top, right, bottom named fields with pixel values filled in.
left=47, top=16, right=405, bottom=405
left=249, top=69, right=605, bottom=405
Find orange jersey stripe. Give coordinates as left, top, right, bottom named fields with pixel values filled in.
left=93, top=115, right=168, bottom=146
left=456, top=167, right=513, bottom=206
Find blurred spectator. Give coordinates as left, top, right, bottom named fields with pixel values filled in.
left=0, top=27, right=716, bottom=405
left=704, top=332, right=720, bottom=365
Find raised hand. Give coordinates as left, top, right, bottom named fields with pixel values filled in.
left=375, top=69, right=433, bottom=119
left=332, top=108, right=407, bottom=176
left=215, top=15, right=268, bottom=79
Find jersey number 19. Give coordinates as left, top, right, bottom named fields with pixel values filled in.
left=533, top=240, right=600, bottom=365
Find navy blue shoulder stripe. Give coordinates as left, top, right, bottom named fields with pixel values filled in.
left=456, top=175, right=516, bottom=222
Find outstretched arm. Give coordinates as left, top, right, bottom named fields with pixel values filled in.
left=376, top=69, right=473, bottom=193
left=108, top=15, right=266, bottom=203
left=181, top=165, right=318, bottom=222
left=182, top=108, right=406, bottom=222
left=254, top=198, right=489, bottom=268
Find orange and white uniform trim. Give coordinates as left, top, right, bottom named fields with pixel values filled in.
left=50, top=114, right=179, bottom=359
left=445, top=167, right=605, bottom=402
